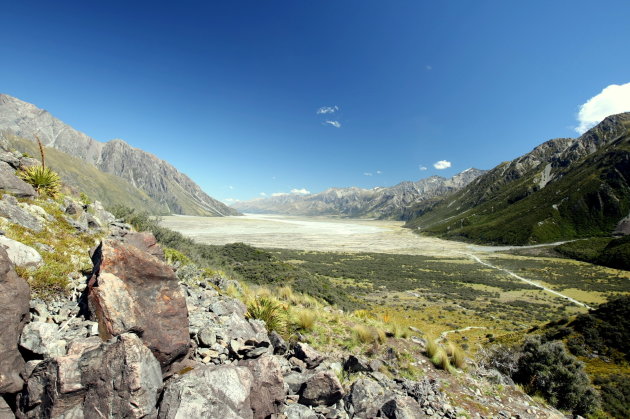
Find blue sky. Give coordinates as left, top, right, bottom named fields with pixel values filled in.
left=2, top=1, right=630, bottom=203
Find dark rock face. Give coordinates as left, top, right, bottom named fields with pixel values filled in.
left=0, top=248, right=30, bottom=395
left=239, top=355, right=286, bottom=419
left=88, top=238, right=190, bottom=368
left=158, top=365, right=254, bottom=419
left=380, top=395, right=424, bottom=419
left=298, top=371, right=344, bottom=407
left=0, top=162, right=35, bottom=198
left=293, top=343, right=324, bottom=369
left=16, top=334, right=162, bottom=419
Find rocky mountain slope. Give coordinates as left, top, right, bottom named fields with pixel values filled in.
left=405, top=113, right=630, bottom=245
left=0, top=94, right=237, bottom=216
left=233, top=169, right=485, bottom=219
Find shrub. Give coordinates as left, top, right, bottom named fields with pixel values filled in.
left=514, top=336, right=600, bottom=415
left=594, top=374, right=630, bottom=418
left=294, top=309, right=316, bottom=331
left=164, top=247, right=192, bottom=266
left=18, top=166, right=61, bottom=198
left=246, top=297, right=287, bottom=334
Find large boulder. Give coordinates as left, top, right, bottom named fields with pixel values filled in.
left=346, top=378, right=386, bottom=418
left=19, top=322, right=67, bottom=358
left=299, top=371, right=344, bottom=407
left=379, top=396, right=424, bottom=419
left=0, top=237, right=43, bottom=269
left=0, top=247, right=30, bottom=395
left=0, top=196, right=42, bottom=232
left=118, top=231, right=165, bottom=261
left=0, top=161, right=36, bottom=198
left=239, top=355, right=286, bottom=419
left=16, top=333, right=162, bottom=419
left=87, top=237, right=189, bottom=368
left=293, top=343, right=324, bottom=369
left=158, top=365, right=254, bottom=419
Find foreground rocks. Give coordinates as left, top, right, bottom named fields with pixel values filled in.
left=0, top=247, right=30, bottom=395
left=87, top=237, right=190, bottom=368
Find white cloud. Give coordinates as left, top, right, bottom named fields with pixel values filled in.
left=324, top=120, right=341, bottom=128
left=576, top=82, right=630, bottom=133
left=259, top=192, right=267, bottom=197
left=223, top=198, right=238, bottom=203
left=317, top=105, right=339, bottom=114
left=363, top=172, right=373, bottom=176
left=291, top=188, right=310, bottom=195
left=376, top=170, right=382, bottom=174
left=272, top=192, right=289, bottom=197
left=419, top=165, right=428, bottom=171
left=433, top=160, right=451, bottom=170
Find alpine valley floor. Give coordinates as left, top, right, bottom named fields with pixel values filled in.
left=161, top=214, right=630, bottom=350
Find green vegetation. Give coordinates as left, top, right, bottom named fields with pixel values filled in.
left=246, top=296, right=288, bottom=334
left=556, top=236, right=630, bottom=271
left=5, top=133, right=169, bottom=214
left=18, top=166, right=61, bottom=198
left=406, top=120, right=630, bottom=245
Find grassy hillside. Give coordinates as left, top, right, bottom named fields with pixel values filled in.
left=5, top=133, right=170, bottom=214
left=406, top=115, right=630, bottom=245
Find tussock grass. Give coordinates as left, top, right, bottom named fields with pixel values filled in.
left=293, top=309, right=316, bottom=331
left=246, top=296, right=287, bottom=334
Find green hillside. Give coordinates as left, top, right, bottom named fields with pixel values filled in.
left=5, top=133, right=170, bottom=214
left=405, top=114, right=630, bottom=245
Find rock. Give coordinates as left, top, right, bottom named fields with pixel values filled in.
left=284, top=371, right=311, bottom=395
left=0, top=236, right=43, bottom=269
left=19, top=322, right=67, bottom=358
left=294, top=343, right=324, bottom=369
left=0, top=196, right=42, bottom=232
left=119, top=231, right=165, bottom=261
left=158, top=364, right=254, bottom=419
left=379, top=396, right=424, bottom=419
left=16, top=333, right=162, bottom=419
left=209, top=297, right=247, bottom=317
left=343, top=355, right=372, bottom=374
left=0, top=247, right=30, bottom=395
left=197, top=328, right=217, bottom=347
left=240, top=355, right=286, bottom=419
left=18, top=158, right=40, bottom=169
left=0, top=162, right=36, bottom=198
left=299, top=371, right=344, bottom=407
left=86, top=201, right=116, bottom=227
left=87, top=238, right=190, bottom=368
left=614, top=214, right=630, bottom=235
left=0, top=151, right=20, bottom=168
left=346, top=378, right=385, bottom=418
left=269, top=330, right=288, bottom=355
left=284, top=403, right=318, bottom=419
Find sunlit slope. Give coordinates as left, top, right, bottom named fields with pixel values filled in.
left=406, top=113, right=630, bottom=245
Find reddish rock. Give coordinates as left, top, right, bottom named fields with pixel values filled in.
left=0, top=247, right=30, bottom=394
left=119, top=231, right=165, bottom=261
left=88, top=238, right=189, bottom=368
left=240, top=355, right=286, bottom=419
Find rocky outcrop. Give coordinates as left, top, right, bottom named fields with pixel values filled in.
left=87, top=237, right=190, bottom=368
left=16, top=333, right=162, bottom=419
left=239, top=355, right=286, bottom=418
left=0, top=247, right=30, bottom=395
left=0, top=162, right=35, bottom=198
left=0, top=196, right=43, bottom=232
left=158, top=365, right=254, bottom=419
left=0, top=94, right=238, bottom=217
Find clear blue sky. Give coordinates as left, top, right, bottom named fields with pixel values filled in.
left=2, top=1, right=630, bottom=202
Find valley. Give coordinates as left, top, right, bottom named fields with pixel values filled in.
left=162, top=214, right=630, bottom=351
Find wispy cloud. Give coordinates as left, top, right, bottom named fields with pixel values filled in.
left=317, top=105, right=339, bottom=114
left=228, top=185, right=234, bottom=190
left=376, top=170, right=382, bottom=175
left=419, top=165, right=428, bottom=171
left=324, top=120, right=341, bottom=128
left=433, top=160, right=451, bottom=170
left=271, top=192, right=288, bottom=197
left=223, top=198, right=238, bottom=203
left=259, top=192, right=267, bottom=197
left=363, top=172, right=373, bottom=176
left=576, top=82, right=630, bottom=133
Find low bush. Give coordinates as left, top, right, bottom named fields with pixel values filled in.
left=246, top=297, right=287, bottom=334
left=18, top=166, right=61, bottom=198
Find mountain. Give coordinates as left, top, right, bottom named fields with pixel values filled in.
left=405, top=113, right=630, bottom=245
left=232, top=168, right=486, bottom=218
left=0, top=94, right=237, bottom=216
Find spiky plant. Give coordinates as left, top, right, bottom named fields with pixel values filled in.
left=17, top=135, right=62, bottom=198
left=246, top=296, right=287, bottom=334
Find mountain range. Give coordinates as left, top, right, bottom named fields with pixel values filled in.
left=405, top=113, right=630, bottom=245
left=0, top=94, right=237, bottom=216
left=232, top=168, right=486, bottom=219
